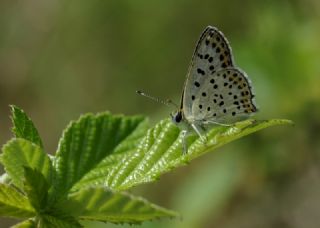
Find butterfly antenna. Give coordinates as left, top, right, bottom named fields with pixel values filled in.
left=136, top=90, right=178, bottom=108
left=166, top=99, right=179, bottom=109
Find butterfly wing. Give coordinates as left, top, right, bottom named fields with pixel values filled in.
left=191, top=67, right=257, bottom=123
left=182, top=26, right=234, bottom=120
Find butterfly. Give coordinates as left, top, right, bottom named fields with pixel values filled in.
left=139, top=26, right=257, bottom=153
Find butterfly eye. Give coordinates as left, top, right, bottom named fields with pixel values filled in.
left=173, top=112, right=182, bottom=123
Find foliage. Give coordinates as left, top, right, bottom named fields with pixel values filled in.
left=0, top=106, right=292, bottom=227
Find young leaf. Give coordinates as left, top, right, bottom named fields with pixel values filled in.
left=60, top=187, right=178, bottom=224
left=10, top=105, right=43, bottom=148
left=11, top=219, right=36, bottom=228
left=0, top=184, right=35, bottom=218
left=83, top=118, right=293, bottom=191
left=51, top=113, right=147, bottom=202
left=23, top=167, right=49, bottom=212
left=0, top=173, right=12, bottom=184
left=0, top=139, right=52, bottom=189
left=38, top=214, right=82, bottom=228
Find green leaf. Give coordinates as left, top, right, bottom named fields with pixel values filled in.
left=61, top=187, right=178, bottom=224
left=0, top=184, right=35, bottom=218
left=10, top=105, right=43, bottom=148
left=11, top=219, right=36, bottom=228
left=90, top=118, right=293, bottom=190
left=23, top=167, right=49, bottom=212
left=0, top=139, right=52, bottom=189
left=52, top=112, right=147, bottom=201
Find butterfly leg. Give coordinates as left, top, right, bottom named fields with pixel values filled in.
left=181, top=130, right=188, bottom=155
left=191, top=123, right=207, bottom=143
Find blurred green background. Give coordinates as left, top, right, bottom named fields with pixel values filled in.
left=1, top=0, right=319, bottom=227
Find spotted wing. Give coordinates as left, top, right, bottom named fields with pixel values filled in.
left=182, top=26, right=234, bottom=120
left=191, top=67, right=257, bottom=123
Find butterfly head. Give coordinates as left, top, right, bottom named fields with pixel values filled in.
left=171, top=110, right=183, bottom=125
